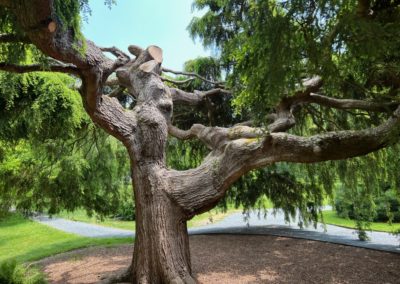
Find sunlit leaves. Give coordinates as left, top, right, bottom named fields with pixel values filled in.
left=189, top=0, right=400, bottom=233
left=190, top=0, right=400, bottom=119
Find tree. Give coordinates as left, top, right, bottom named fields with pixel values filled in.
left=0, top=71, right=131, bottom=218
left=0, top=0, right=399, bottom=283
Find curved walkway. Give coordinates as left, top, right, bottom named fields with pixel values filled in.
left=33, top=215, right=134, bottom=238
left=33, top=210, right=400, bottom=254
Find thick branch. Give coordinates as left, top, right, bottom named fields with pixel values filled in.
left=100, top=46, right=130, bottom=61
left=5, top=0, right=135, bottom=144
left=169, top=124, right=229, bottom=150
left=0, top=62, right=80, bottom=75
left=265, top=76, right=323, bottom=132
left=89, top=96, right=136, bottom=142
left=168, top=106, right=400, bottom=215
left=169, top=123, right=264, bottom=150
left=308, top=93, right=399, bottom=112
left=0, top=33, right=30, bottom=44
left=168, top=124, right=202, bottom=140
left=170, top=87, right=231, bottom=106
left=266, top=76, right=399, bottom=133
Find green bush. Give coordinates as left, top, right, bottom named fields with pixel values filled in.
left=0, top=259, right=47, bottom=284
left=111, top=198, right=135, bottom=221
left=375, top=191, right=400, bottom=223
left=335, top=188, right=400, bottom=223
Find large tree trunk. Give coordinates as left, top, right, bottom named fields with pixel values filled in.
left=130, top=161, right=195, bottom=284
left=115, top=47, right=197, bottom=283
left=4, top=2, right=400, bottom=284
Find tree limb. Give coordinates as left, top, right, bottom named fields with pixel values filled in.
left=0, top=33, right=31, bottom=44
left=266, top=76, right=399, bottom=133
left=167, top=105, right=400, bottom=215
left=308, top=93, right=399, bottom=112
left=168, top=124, right=204, bottom=140
left=266, top=76, right=323, bottom=132
left=5, top=0, right=136, bottom=143
left=100, top=46, right=130, bottom=61
left=169, top=87, right=231, bottom=106
left=168, top=123, right=265, bottom=150
left=0, top=62, right=80, bottom=75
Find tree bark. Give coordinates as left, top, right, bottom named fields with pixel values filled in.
left=112, top=46, right=197, bottom=283
left=129, top=161, right=195, bottom=284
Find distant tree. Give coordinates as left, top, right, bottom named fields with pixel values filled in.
left=0, top=0, right=399, bottom=283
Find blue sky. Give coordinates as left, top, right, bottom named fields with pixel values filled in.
left=83, top=1, right=210, bottom=70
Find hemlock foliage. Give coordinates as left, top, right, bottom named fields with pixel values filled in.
left=188, top=0, right=400, bottom=234
left=0, top=72, right=131, bottom=217
left=0, top=1, right=133, bottom=218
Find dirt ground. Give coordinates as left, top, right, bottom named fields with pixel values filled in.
left=35, top=234, right=400, bottom=284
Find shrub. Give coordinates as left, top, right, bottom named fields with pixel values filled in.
left=375, top=190, right=400, bottom=223
left=111, top=198, right=135, bottom=221
left=335, top=188, right=400, bottom=223
left=0, top=259, right=47, bottom=284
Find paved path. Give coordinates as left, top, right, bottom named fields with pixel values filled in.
left=33, top=216, right=134, bottom=238
left=33, top=210, right=400, bottom=254
left=189, top=210, right=400, bottom=254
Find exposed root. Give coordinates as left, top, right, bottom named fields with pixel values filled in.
left=98, top=265, right=133, bottom=284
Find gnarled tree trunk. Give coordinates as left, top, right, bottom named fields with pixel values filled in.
left=130, top=162, right=194, bottom=283
left=116, top=46, right=196, bottom=283
left=2, top=2, right=400, bottom=283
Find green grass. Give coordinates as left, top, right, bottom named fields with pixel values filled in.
left=322, top=210, right=400, bottom=233
left=0, top=213, right=132, bottom=263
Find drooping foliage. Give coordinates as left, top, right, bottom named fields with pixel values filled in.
left=0, top=0, right=134, bottom=218
left=0, top=71, right=131, bottom=217
left=190, top=0, right=400, bottom=116
left=189, top=0, right=400, bottom=233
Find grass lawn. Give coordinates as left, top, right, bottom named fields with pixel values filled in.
left=0, top=213, right=132, bottom=263
left=322, top=210, right=400, bottom=233
left=57, top=207, right=241, bottom=230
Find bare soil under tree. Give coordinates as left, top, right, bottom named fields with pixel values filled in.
left=36, top=234, right=400, bottom=284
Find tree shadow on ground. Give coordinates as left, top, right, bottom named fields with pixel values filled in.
left=36, top=234, right=400, bottom=284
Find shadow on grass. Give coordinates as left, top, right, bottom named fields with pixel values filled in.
left=0, top=214, right=32, bottom=228
left=10, top=237, right=133, bottom=263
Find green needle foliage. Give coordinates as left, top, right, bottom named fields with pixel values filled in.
left=0, top=1, right=134, bottom=218
left=188, top=0, right=400, bottom=236
left=0, top=72, right=131, bottom=217
left=189, top=0, right=400, bottom=116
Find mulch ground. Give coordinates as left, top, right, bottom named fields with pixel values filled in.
left=35, top=234, right=400, bottom=284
